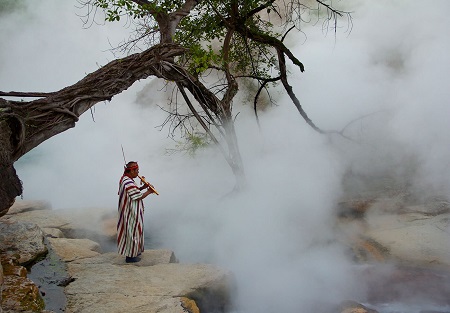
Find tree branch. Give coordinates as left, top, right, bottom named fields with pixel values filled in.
left=0, top=43, right=186, bottom=160
left=276, top=48, right=323, bottom=134
left=244, top=0, right=276, bottom=20
left=0, top=91, right=55, bottom=98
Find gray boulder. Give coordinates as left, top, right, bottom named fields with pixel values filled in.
left=0, top=220, right=47, bottom=265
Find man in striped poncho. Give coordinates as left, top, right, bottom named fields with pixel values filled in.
left=117, top=161, right=155, bottom=263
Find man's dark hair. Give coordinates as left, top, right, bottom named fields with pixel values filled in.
left=124, top=161, right=138, bottom=173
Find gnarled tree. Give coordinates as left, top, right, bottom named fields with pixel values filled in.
left=0, top=0, right=351, bottom=215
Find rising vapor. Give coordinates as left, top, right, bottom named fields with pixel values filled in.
left=1, top=1, right=450, bottom=312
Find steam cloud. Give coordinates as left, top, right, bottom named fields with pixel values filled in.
left=2, top=0, right=450, bottom=311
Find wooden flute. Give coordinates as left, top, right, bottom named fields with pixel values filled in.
left=138, top=175, right=159, bottom=195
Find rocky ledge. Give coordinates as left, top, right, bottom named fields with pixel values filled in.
left=0, top=201, right=233, bottom=313
left=2, top=191, right=450, bottom=313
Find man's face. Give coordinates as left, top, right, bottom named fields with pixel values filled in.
left=130, top=166, right=139, bottom=178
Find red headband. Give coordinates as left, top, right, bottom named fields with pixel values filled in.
left=125, top=164, right=139, bottom=170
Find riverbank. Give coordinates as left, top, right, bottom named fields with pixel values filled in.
left=1, top=191, right=450, bottom=312
left=0, top=201, right=233, bottom=313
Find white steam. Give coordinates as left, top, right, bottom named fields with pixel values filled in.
left=2, top=0, right=450, bottom=311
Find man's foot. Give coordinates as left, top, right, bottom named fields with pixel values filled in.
left=125, top=256, right=141, bottom=263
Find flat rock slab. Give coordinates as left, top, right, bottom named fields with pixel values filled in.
left=6, top=200, right=50, bottom=215
left=4, top=208, right=70, bottom=230
left=65, top=251, right=232, bottom=313
left=5, top=204, right=113, bottom=243
left=365, top=212, right=450, bottom=267
left=112, top=249, right=178, bottom=266
left=48, top=238, right=102, bottom=262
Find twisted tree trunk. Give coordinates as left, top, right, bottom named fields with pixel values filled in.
left=0, top=121, right=22, bottom=217
left=0, top=43, right=185, bottom=214
left=0, top=42, right=248, bottom=214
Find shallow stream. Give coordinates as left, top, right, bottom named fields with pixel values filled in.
left=27, top=239, right=70, bottom=313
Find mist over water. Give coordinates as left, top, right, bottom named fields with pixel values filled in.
left=2, top=0, right=450, bottom=312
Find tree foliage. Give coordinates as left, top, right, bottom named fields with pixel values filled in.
left=79, top=0, right=352, bottom=175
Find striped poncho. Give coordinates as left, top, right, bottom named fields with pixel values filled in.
left=117, top=175, right=145, bottom=257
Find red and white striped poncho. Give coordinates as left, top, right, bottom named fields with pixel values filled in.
left=117, top=175, right=145, bottom=257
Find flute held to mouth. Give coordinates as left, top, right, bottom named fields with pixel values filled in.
left=138, top=174, right=159, bottom=195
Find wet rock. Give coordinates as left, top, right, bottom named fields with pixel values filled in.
left=180, top=297, right=200, bottom=313
left=348, top=236, right=390, bottom=263
left=1, top=256, right=27, bottom=277
left=0, top=261, right=3, bottom=286
left=0, top=218, right=48, bottom=312
left=0, top=220, right=47, bottom=265
left=1, top=275, right=45, bottom=312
